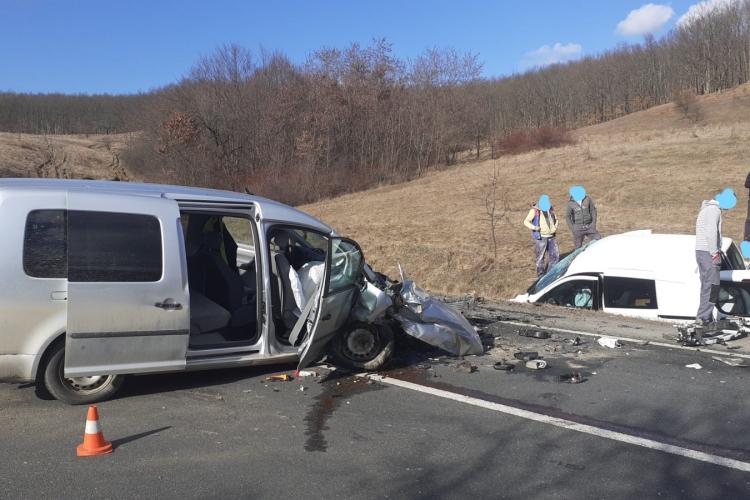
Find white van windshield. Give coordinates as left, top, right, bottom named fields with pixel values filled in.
left=529, top=241, right=595, bottom=295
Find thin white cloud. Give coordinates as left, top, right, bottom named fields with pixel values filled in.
left=677, top=0, right=738, bottom=26
left=616, top=3, right=674, bottom=36
left=522, top=42, right=582, bottom=68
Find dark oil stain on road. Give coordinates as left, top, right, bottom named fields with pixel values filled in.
left=304, top=372, right=386, bottom=452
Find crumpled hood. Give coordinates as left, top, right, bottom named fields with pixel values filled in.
left=393, top=272, right=484, bottom=356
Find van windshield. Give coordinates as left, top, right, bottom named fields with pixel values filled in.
left=528, top=241, right=594, bottom=295
left=722, top=243, right=746, bottom=271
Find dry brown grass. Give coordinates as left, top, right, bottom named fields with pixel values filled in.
left=0, top=132, right=135, bottom=180
left=303, top=83, right=750, bottom=300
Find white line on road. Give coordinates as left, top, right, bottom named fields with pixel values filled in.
left=499, top=320, right=750, bottom=360
left=365, top=373, right=750, bottom=473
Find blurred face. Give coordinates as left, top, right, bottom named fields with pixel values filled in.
left=538, top=194, right=551, bottom=211
left=569, top=186, right=586, bottom=202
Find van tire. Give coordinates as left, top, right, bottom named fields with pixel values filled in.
left=41, top=342, right=124, bottom=405
left=329, top=323, right=394, bottom=371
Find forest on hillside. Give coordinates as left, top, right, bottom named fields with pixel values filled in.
left=2, top=0, right=750, bottom=203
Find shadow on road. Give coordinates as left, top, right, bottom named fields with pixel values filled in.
left=111, top=426, right=172, bottom=449
left=117, top=363, right=297, bottom=399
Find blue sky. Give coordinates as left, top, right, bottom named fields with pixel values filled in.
left=0, top=0, right=715, bottom=94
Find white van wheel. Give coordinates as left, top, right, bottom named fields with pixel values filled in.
left=41, top=342, right=124, bottom=405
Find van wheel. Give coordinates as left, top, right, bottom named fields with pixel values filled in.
left=329, top=323, right=394, bottom=371
left=41, top=342, right=124, bottom=405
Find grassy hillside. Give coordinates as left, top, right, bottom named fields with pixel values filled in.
left=302, top=83, right=750, bottom=300
left=0, top=132, right=133, bottom=180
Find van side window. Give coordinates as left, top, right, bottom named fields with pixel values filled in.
left=23, top=210, right=68, bottom=279
left=68, top=211, right=163, bottom=282
left=602, top=277, right=657, bottom=309
left=539, top=280, right=596, bottom=309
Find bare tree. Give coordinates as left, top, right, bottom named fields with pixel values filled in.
left=480, top=164, right=510, bottom=260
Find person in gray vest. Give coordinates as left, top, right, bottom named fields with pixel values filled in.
left=695, top=188, right=736, bottom=324
left=565, top=186, right=601, bottom=249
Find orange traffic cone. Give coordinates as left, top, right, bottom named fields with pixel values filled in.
left=76, top=405, right=113, bottom=457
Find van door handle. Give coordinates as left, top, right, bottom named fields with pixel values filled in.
left=51, top=291, right=67, bottom=301
left=155, top=300, right=183, bottom=311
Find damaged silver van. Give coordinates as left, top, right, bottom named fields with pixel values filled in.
left=0, top=179, right=481, bottom=404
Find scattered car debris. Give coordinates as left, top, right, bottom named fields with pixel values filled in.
left=518, top=328, right=551, bottom=339
left=265, top=374, right=293, bottom=382
left=452, top=360, right=478, bottom=373
left=525, top=359, right=547, bottom=370
left=675, top=319, right=748, bottom=346
left=558, top=372, right=584, bottom=384
left=514, top=351, right=539, bottom=361
left=597, top=337, right=622, bottom=348
left=711, top=356, right=749, bottom=367
left=493, top=361, right=516, bottom=371
left=295, top=370, right=318, bottom=378
left=685, top=363, right=703, bottom=370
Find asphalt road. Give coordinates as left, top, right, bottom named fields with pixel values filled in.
left=1, top=309, right=750, bottom=499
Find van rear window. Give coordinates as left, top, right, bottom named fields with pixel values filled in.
left=23, top=210, right=68, bottom=279
left=23, top=210, right=163, bottom=282
left=602, top=277, right=658, bottom=309
left=68, top=211, right=163, bottom=282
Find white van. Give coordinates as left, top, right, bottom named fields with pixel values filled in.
left=513, top=230, right=750, bottom=321
left=0, top=179, right=399, bottom=404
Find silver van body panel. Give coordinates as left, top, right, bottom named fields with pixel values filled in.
left=64, top=192, right=191, bottom=377
left=0, top=189, right=68, bottom=380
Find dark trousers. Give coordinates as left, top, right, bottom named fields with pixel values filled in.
left=572, top=225, right=601, bottom=249
left=744, top=198, right=750, bottom=241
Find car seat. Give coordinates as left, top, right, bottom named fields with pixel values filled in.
left=270, top=232, right=303, bottom=338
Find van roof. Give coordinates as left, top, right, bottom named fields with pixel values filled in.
left=0, top=178, right=332, bottom=233
left=566, top=229, right=734, bottom=281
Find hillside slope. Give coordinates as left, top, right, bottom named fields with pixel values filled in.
left=0, top=132, right=134, bottom=180
left=303, top=84, right=750, bottom=299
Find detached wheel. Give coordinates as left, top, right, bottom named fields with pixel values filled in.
left=40, top=342, right=124, bottom=405
left=330, top=322, right=394, bottom=371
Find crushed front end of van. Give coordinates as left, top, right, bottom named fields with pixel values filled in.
left=354, top=264, right=484, bottom=356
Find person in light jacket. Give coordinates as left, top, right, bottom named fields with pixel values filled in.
left=695, top=188, right=736, bottom=324
left=565, top=186, right=601, bottom=249
left=524, top=194, right=559, bottom=276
